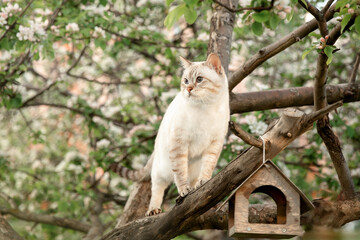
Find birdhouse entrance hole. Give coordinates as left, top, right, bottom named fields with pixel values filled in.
left=248, top=185, right=287, bottom=224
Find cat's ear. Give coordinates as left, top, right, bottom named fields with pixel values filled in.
left=206, top=53, right=222, bottom=75
left=180, top=56, right=192, bottom=68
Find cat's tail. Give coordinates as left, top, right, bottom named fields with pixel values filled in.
left=110, top=152, right=154, bottom=182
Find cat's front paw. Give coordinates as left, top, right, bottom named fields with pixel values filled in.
left=145, top=208, right=162, bottom=216
left=178, top=185, right=191, bottom=197
left=195, top=178, right=208, bottom=189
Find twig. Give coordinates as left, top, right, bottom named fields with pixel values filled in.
left=22, top=81, right=57, bottom=106
left=213, top=0, right=275, bottom=12
left=21, top=102, right=132, bottom=126
left=349, top=52, right=360, bottom=83
left=228, top=121, right=263, bottom=148
left=66, top=46, right=88, bottom=74
left=45, top=0, right=68, bottom=31
left=305, top=101, right=343, bottom=124
left=298, top=0, right=321, bottom=20
left=322, top=0, right=335, bottom=14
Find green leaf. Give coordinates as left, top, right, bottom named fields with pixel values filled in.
left=166, top=0, right=174, bottom=6
left=252, top=22, right=263, bottom=36
left=300, top=0, right=308, bottom=8
left=309, top=32, right=321, bottom=38
left=302, top=45, right=316, bottom=60
left=324, top=45, right=334, bottom=65
left=286, top=9, right=294, bottom=21
left=99, top=0, right=107, bottom=6
left=341, top=13, right=352, bottom=33
left=335, top=0, right=348, bottom=10
left=164, top=4, right=186, bottom=29
left=184, top=6, right=197, bottom=24
left=269, top=13, right=280, bottom=30
left=355, top=15, right=360, bottom=34
left=252, top=11, right=270, bottom=23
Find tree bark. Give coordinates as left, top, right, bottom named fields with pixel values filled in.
left=0, top=215, right=24, bottom=240
left=313, top=15, right=357, bottom=200
left=207, top=0, right=238, bottom=76
left=115, top=181, right=152, bottom=226
left=230, top=83, right=360, bottom=114
left=101, top=104, right=340, bottom=240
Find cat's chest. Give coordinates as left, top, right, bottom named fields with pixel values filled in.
left=178, top=108, right=224, bottom=157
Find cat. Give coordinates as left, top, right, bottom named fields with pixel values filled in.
left=112, top=53, right=230, bottom=216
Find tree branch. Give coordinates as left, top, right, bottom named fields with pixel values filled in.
left=349, top=52, right=360, bottom=83
left=228, top=4, right=337, bottom=90
left=101, top=107, right=338, bottom=240
left=0, top=0, right=35, bottom=42
left=21, top=81, right=57, bottom=106
left=313, top=12, right=357, bottom=200
left=0, top=206, right=91, bottom=233
left=207, top=0, right=238, bottom=76
left=0, top=215, right=24, bottom=240
left=228, top=121, right=263, bottom=148
left=230, top=83, right=360, bottom=114
left=21, top=102, right=131, bottom=126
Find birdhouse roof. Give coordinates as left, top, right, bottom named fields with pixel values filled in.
left=219, top=160, right=315, bottom=214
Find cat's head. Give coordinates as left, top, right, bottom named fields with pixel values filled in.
left=179, top=53, right=228, bottom=104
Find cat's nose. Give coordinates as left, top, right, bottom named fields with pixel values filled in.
left=187, top=86, right=193, bottom=92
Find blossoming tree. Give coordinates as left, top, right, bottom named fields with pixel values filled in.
left=0, top=0, right=360, bottom=239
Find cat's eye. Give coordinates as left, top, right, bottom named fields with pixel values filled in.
left=184, top=78, right=189, bottom=84
left=196, top=76, right=203, bottom=83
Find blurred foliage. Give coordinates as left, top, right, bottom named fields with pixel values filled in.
left=0, top=0, right=360, bottom=238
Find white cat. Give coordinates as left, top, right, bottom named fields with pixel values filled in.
left=113, top=53, right=230, bottom=216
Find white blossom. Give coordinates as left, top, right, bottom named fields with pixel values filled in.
left=16, top=19, right=47, bottom=42
left=94, top=26, right=106, bottom=38
left=66, top=22, right=79, bottom=32
left=0, top=3, right=21, bottom=26
left=244, top=115, right=268, bottom=135
left=97, top=138, right=110, bottom=148
left=50, top=25, right=60, bottom=34
left=0, top=16, right=6, bottom=26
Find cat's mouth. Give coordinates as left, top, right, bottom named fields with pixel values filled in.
left=184, top=91, right=193, bottom=98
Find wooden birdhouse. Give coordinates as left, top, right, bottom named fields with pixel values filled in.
left=225, top=160, right=314, bottom=239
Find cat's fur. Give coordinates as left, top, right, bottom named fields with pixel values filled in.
left=114, top=53, right=230, bottom=216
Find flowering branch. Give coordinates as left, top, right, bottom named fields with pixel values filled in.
left=0, top=0, right=34, bottom=42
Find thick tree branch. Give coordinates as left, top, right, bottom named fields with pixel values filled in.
left=102, top=107, right=340, bottom=240
left=230, top=83, right=360, bottom=114
left=228, top=4, right=336, bottom=90
left=0, top=206, right=91, bottom=233
left=0, top=215, right=24, bottom=240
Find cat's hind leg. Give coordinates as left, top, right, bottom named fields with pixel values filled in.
left=146, top=176, right=169, bottom=216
